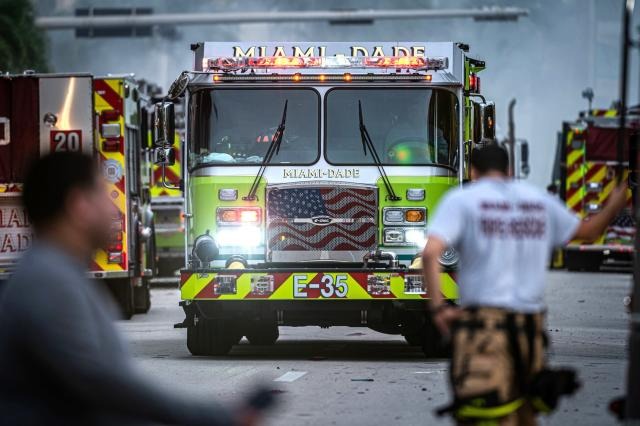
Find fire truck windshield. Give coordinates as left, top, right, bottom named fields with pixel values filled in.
left=189, top=88, right=319, bottom=168
left=325, top=88, right=459, bottom=167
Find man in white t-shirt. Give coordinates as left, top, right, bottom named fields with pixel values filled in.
left=422, top=145, right=629, bottom=425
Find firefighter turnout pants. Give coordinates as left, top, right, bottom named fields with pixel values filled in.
left=447, top=307, right=547, bottom=426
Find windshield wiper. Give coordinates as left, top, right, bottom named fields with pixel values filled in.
left=244, top=100, right=288, bottom=201
left=358, top=101, right=401, bottom=201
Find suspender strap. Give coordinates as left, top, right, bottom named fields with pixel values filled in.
left=505, top=313, right=526, bottom=393
left=524, top=314, right=537, bottom=374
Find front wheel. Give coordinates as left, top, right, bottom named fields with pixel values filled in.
left=421, top=318, right=450, bottom=358
left=134, top=280, right=151, bottom=314
left=245, top=322, right=279, bottom=346
left=187, top=317, right=239, bottom=356
left=106, top=278, right=135, bottom=320
left=565, top=250, right=602, bottom=272
left=403, top=333, right=424, bottom=346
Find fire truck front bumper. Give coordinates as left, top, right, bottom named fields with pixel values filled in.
left=179, top=268, right=457, bottom=301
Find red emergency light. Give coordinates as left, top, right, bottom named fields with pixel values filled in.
left=102, top=138, right=121, bottom=152
left=217, top=207, right=262, bottom=225
left=101, top=109, right=120, bottom=122
left=469, top=73, right=480, bottom=93
left=247, top=56, right=322, bottom=68
left=363, top=56, right=428, bottom=68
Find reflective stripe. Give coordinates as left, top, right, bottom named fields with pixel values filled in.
left=531, top=396, right=552, bottom=413
left=565, top=129, right=586, bottom=214
left=180, top=270, right=458, bottom=300
left=456, top=398, right=524, bottom=419
left=91, top=78, right=128, bottom=273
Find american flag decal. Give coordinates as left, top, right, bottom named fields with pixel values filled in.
left=605, top=213, right=635, bottom=245
left=267, top=186, right=377, bottom=253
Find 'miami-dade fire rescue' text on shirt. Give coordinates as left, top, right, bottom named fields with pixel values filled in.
left=479, top=201, right=546, bottom=239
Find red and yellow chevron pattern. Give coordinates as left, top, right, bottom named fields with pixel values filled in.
left=565, top=127, right=587, bottom=214
left=91, top=78, right=129, bottom=273
left=565, top=112, right=633, bottom=247
left=180, top=270, right=458, bottom=301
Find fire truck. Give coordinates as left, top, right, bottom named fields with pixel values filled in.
left=0, top=72, right=156, bottom=318
left=550, top=107, right=635, bottom=271
left=155, top=42, right=497, bottom=356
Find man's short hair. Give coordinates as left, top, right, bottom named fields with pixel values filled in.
left=470, top=144, right=509, bottom=175
left=23, top=152, right=98, bottom=230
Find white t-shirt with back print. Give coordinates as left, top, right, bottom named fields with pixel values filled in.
left=427, top=178, right=580, bottom=313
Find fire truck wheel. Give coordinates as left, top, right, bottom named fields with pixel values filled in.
left=187, top=318, right=236, bottom=356
left=421, top=319, right=450, bottom=358
left=565, top=250, right=602, bottom=272
left=245, top=323, right=280, bottom=346
left=403, top=333, right=424, bottom=346
left=106, top=278, right=135, bottom=320
left=134, top=281, right=151, bottom=314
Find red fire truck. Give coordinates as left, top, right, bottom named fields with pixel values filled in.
left=0, top=72, right=156, bottom=317
left=550, top=108, right=635, bottom=270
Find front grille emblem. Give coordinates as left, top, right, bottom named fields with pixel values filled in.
left=311, top=215, right=333, bottom=225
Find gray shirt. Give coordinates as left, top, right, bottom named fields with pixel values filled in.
left=0, top=242, right=233, bottom=426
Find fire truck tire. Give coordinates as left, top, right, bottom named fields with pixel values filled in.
left=245, top=323, right=280, bottom=346
left=146, top=222, right=158, bottom=278
left=187, top=318, right=236, bottom=356
left=565, top=251, right=602, bottom=272
left=403, top=333, right=424, bottom=346
left=421, top=319, right=450, bottom=358
left=107, top=278, right=135, bottom=320
left=134, top=281, right=151, bottom=314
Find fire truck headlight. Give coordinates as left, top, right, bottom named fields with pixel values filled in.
left=193, top=232, right=219, bottom=264
left=438, top=247, right=459, bottom=268
left=215, top=226, right=262, bottom=248
left=405, top=229, right=427, bottom=248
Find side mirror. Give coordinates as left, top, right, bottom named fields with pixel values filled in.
left=154, top=146, right=176, bottom=166
left=517, top=140, right=530, bottom=179
left=153, top=102, right=175, bottom=147
left=471, top=100, right=481, bottom=144
left=480, top=102, right=496, bottom=142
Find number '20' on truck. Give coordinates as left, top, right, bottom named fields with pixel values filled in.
left=0, top=73, right=157, bottom=318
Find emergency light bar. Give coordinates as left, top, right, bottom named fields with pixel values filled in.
left=205, top=55, right=448, bottom=72
left=211, top=73, right=434, bottom=83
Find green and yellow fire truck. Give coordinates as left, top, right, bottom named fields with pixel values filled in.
left=154, top=42, right=497, bottom=356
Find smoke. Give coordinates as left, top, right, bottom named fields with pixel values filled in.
left=37, top=0, right=636, bottom=188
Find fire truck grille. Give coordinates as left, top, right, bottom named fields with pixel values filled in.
left=266, top=185, right=377, bottom=260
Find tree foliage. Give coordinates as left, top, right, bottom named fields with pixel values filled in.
left=0, top=0, right=48, bottom=73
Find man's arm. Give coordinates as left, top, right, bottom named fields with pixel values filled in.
left=572, top=183, right=629, bottom=241
left=422, top=236, right=447, bottom=310
left=22, top=278, right=235, bottom=426
left=422, top=235, right=461, bottom=337
left=420, top=190, right=465, bottom=337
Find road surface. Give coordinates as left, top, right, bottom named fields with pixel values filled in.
left=119, top=271, right=630, bottom=425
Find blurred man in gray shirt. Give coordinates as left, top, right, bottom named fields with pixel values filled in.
left=0, top=152, right=258, bottom=425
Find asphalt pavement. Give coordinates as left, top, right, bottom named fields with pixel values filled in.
left=118, top=271, right=631, bottom=425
